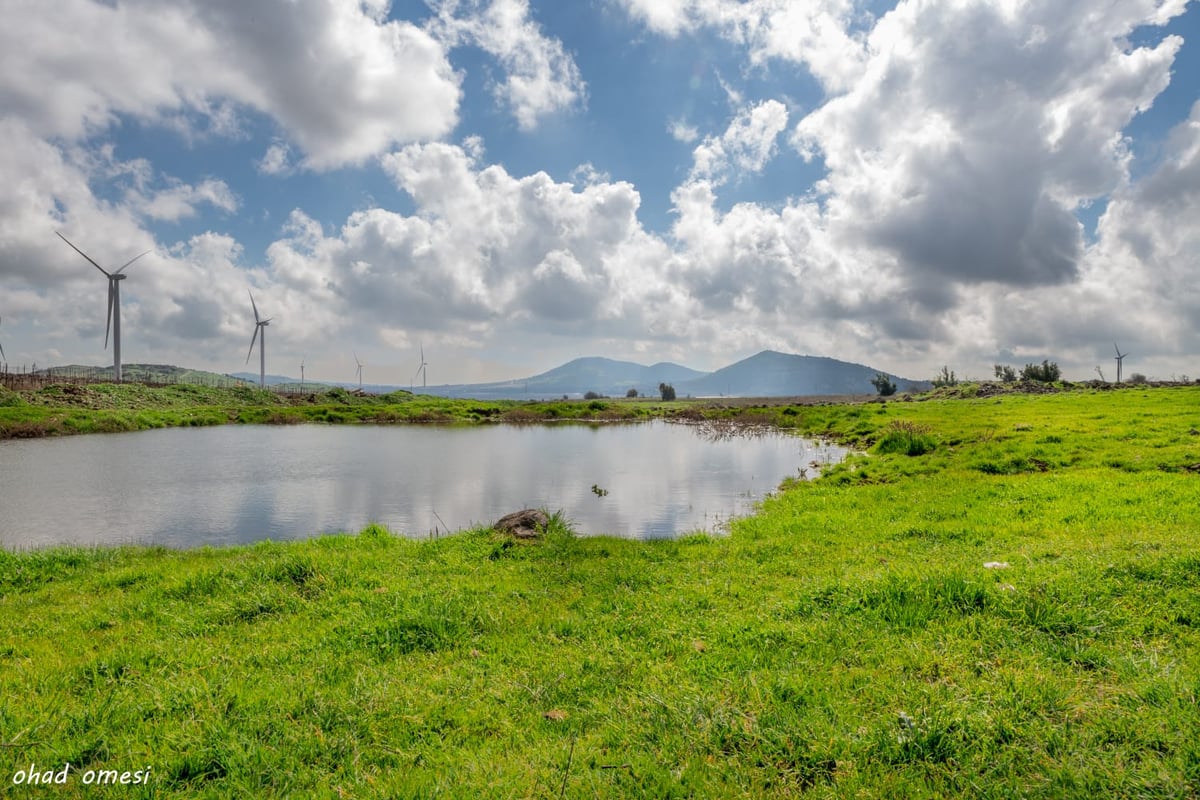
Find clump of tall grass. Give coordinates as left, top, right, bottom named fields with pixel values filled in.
left=875, top=420, right=937, bottom=456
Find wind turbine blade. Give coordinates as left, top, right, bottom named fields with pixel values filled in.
left=114, top=250, right=152, bottom=274
left=56, top=231, right=111, bottom=277
left=246, top=325, right=260, bottom=364
left=1114, top=343, right=1121, bottom=357
left=104, top=280, right=114, bottom=350
left=248, top=290, right=261, bottom=324
left=0, top=316, right=5, bottom=361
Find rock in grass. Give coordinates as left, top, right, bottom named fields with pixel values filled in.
left=494, top=509, right=550, bottom=539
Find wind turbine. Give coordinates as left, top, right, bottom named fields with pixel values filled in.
left=300, top=358, right=305, bottom=392
left=246, top=291, right=271, bottom=388
left=413, top=343, right=428, bottom=391
left=56, top=232, right=150, bottom=382
left=354, top=352, right=363, bottom=390
left=1114, top=343, right=1128, bottom=384
left=0, top=315, right=6, bottom=364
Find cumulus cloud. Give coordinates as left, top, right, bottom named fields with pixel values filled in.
left=618, top=0, right=869, bottom=91
left=668, top=120, right=700, bottom=143
left=790, top=0, right=1186, bottom=295
left=0, top=119, right=151, bottom=288
left=0, top=0, right=461, bottom=169
left=1076, top=100, right=1200, bottom=357
left=689, top=99, right=789, bottom=183
left=257, top=142, right=293, bottom=176
left=428, top=0, right=586, bottom=129
left=277, top=141, right=685, bottom=336
left=133, top=178, right=238, bottom=222
left=3, top=0, right=1197, bottom=382
left=613, top=0, right=1194, bottom=376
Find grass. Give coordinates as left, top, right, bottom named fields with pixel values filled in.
left=2, top=385, right=1200, bottom=796
left=0, top=382, right=723, bottom=438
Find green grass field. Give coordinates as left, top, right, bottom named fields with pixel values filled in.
left=0, top=381, right=689, bottom=438
left=2, top=385, right=1199, bottom=797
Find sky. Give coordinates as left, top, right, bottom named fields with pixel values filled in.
left=1, top=0, right=1198, bottom=386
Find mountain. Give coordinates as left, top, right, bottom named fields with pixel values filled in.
left=426, top=357, right=706, bottom=400
left=677, top=351, right=929, bottom=397
left=39, top=352, right=929, bottom=399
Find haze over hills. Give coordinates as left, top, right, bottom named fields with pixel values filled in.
left=33, top=352, right=930, bottom=399
left=676, top=351, right=929, bottom=398
left=421, top=351, right=929, bottom=399
left=425, top=357, right=707, bottom=400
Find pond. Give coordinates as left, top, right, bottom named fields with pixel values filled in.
left=0, top=421, right=846, bottom=549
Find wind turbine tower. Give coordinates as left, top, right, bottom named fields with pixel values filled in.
left=300, top=359, right=305, bottom=392
left=1114, top=343, right=1128, bottom=384
left=56, top=232, right=150, bottom=382
left=413, top=343, right=428, bottom=390
left=0, top=315, right=6, bottom=365
left=354, top=352, right=363, bottom=390
left=246, top=291, right=272, bottom=388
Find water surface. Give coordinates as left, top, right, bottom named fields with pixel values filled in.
left=0, top=422, right=844, bottom=549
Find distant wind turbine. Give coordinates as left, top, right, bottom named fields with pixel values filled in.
left=354, top=352, right=363, bottom=390
left=300, top=358, right=305, bottom=392
left=1114, top=343, right=1128, bottom=384
left=413, top=343, right=428, bottom=390
left=246, top=291, right=272, bottom=388
left=0, top=315, right=6, bottom=363
left=56, top=232, right=150, bottom=382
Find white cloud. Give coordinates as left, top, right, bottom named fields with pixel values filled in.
left=428, top=0, right=586, bottom=129
left=257, top=142, right=292, bottom=176
left=668, top=120, right=700, bottom=143
left=789, top=0, right=1186, bottom=294
left=618, top=0, right=869, bottom=91
left=690, top=99, right=789, bottom=183
left=626, top=0, right=1195, bottom=377
left=132, top=179, right=239, bottom=222
left=0, top=0, right=462, bottom=169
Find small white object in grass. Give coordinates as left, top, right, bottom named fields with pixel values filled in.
left=983, top=561, right=1010, bottom=569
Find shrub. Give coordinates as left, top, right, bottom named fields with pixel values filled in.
left=626, top=388, right=638, bottom=398
left=993, top=364, right=1017, bottom=382
left=870, top=373, right=897, bottom=396
left=1128, top=373, right=1148, bottom=385
left=658, top=382, right=676, bottom=401
left=875, top=420, right=937, bottom=456
left=1020, top=360, right=1061, bottom=382
left=583, top=391, right=603, bottom=400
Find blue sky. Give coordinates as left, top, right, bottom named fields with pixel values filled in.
left=1, top=0, right=1198, bottom=386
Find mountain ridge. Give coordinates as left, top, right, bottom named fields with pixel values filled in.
left=35, top=352, right=931, bottom=398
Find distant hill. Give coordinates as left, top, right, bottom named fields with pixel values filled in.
left=43, top=364, right=253, bottom=387
left=678, top=351, right=929, bottom=397
left=37, top=352, right=929, bottom=399
left=230, top=370, right=311, bottom=388
left=426, top=357, right=706, bottom=400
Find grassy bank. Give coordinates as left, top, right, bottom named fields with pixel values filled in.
left=2, top=386, right=1199, bottom=797
left=0, top=382, right=696, bottom=438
